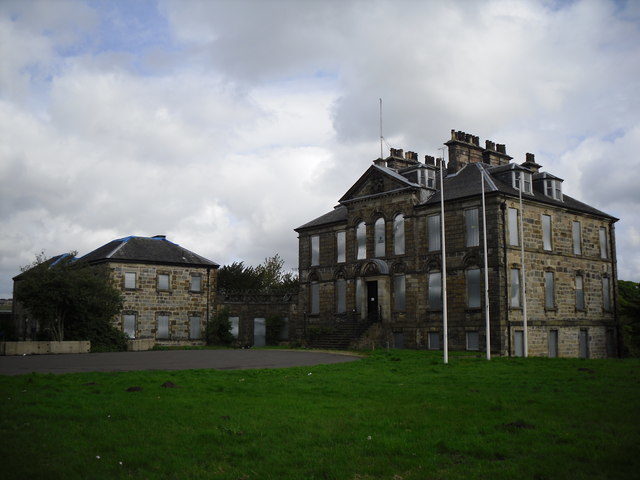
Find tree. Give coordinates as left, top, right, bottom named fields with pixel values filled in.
left=217, top=254, right=298, bottom=292
left=205, top=306, right=234, bottom=346
left=619, top=280, right=640, bottom=357
left=15, top=253, right=124, bottom=348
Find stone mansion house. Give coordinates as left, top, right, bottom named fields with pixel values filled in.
left=295, top=130, right=618, bottom=358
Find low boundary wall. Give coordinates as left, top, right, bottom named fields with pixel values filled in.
left=1, top=341, right=91, bottom=355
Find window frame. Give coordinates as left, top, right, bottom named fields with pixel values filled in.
left=466, top=267, right=481, bottom=309
left=374, top=217, right=385, bottom=257
left=602, top=276, right=611, bottom=312
left=427, top=214, right=441, bottom=252
left=599, top=227, right=608, bottom=259
left=428, top=271, right=442, bottom=310
left=310, top=281, right=320, bottom=315
left=157, top=273, right=170, bottom=292
left=542, top=214, right=552, bottom=251
left=572, top=221, right=582, bottom=255
left=356, top=222, right=366, bottom=260
left=310, top=235, right=320, bottom=266
left=508, top=208, right=519, bottom=247
left=190, top=274, right=202, bottom=293
left=156, top=314, right=170, bottom=340
left=509, top=268, right=521, bottom=308
left=189, top=315, right=201, bottom=340
left=575, top=274, right=585, bottom=311
left=466, top=331, right=480, bottom=351
left=123, top=313, right=136, bottom=339
left=394, top=274, right=406, bottom=312
left=335, top=278, right=346, bottom=314
left=544, top=271, right=555, bottom=310
left=124, top=271, right=137, bottom=290
left=336, top=230, right=346, bottom=263
left=393, top=214, right=405, bottom=255
left=464, top=208, right=479, bottom=247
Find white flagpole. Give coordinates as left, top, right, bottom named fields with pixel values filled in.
left=439, top=148, right=448, bottom=365
left=481, top=169, right=491, bottom=360
left=518, top=178, right=529, bottom=357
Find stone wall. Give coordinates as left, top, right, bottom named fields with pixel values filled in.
left=108, top=262, right=216, bottom=342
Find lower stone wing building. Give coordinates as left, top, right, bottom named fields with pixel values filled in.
left=80, top=235, right=218, bottom=344
left=295, top=130, right=618, bottom=358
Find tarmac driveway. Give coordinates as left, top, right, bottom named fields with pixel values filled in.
left=0, top=349, right=360, bottom=376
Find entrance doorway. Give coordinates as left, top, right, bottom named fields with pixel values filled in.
left=367, top=281, right=379, bottom=322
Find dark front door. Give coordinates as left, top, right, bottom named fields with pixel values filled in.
left=367, top=281, right=379, bottom=322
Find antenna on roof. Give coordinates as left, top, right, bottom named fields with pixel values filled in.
left=379, top=98, right=384, bottom=162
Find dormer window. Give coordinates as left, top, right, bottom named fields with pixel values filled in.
left=545, top=179, right=562, bottom=200
left=512, top=171, right=532, bottom=194
left=426, top=169, right=436, bottom=188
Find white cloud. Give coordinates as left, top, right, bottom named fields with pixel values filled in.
left=1, top=0, right=640, bottom=297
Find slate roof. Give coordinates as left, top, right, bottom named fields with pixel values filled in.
left=79, top=236, right=219, bottom=268
left=295, top=206, right=348, bottom=231
left=421, top=163, right=616, bottom=220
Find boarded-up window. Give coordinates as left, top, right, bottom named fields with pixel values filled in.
left=576, top=275, right=585, bottom=310
left=311, top=235, right=320, bottom=266
left=428, top=272, right=442, bottom=309
left=545, top=271, right=555, bottom=309
left=572, top=221, right=582, bottom=255
left=510, top=269, right=520, bottom=307
left=514, top=331, right=524, bottom=357
left=549, top=330, right=558, bottom=358
left=310, top=282, right=320, bottom=314
left=464, top=209, right=479, bottom=247
left=394, top=274, right=406, bottom=311
left=190, top=274, right=202, bottom=292
left=579, top=329, right=589, bottom=358
left=542, top=215, right=552, bottom=251
left=428, top=214, right=441, bottom=251
left=157, top=315, right=169, bottom=339
left=466, top=331, right=479, bottom=351
left=466, top=268, right=481, bottom=308
left=355, top=280, right=363, bottom=313
left=158, top=274, right=169, bottom=291
left=229, top=317, right=239, bottom=338
left=428, top=332, right=440, bottom=350
left=374, top=218, right=385, bottom=257
left=336, top=279, right=346, bottom=314
left=124, top=272, right=136, bottom=289
left=253, top=318, right=266, bottom=347
left=508, top=208, right=519, bottom=246
left=336, top=231, right=346, bottom=263
left=393, top=214, right=405, bottom=255
left=599, top=227, right=608, bottom=259
left=356, top=222, right=366, bottom=259
left=602, top=277, right=611, bottom=311
left=123, top=314, right=136, bottom=339
left=189, top=316, right=201, bottom=339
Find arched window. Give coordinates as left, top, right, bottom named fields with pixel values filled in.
left=356, top=222, right=366, bottom=260
left=393, top=214, right=405, bottom=255
left=374, top=217, right=385, bottom=257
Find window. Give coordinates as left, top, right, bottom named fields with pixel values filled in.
left=513, top=171, right=532, bottom=194
left=393, top=214, right=405, bottom=255
left=464, top=208, right=479, bottom=247
left=311, top=235, right=320, bottom=266
left=355, top=280, right=363, bottom=313
left=427, top=214, right=441, bottom=251
left=336, top=231, right=346, bottom=263
left=157, top=315, right=169, bottom=339
left=124, top=272, right=136, bottom=289
left=508, top=208, right=519, bottom=246
left=466, top=331, right=479, bottom=351
left=545, top=271, right=555, bottom=309
left=157, top=273, right=170, bottom=291
left=356, top=222, right=366, bottom=259
left=549, top=330, right=558, bottom=358
left=189, top=316, right=201, bottom=339
left=428, top=272, right=442, bottom=309
left=190, top=274, right=202, bottom=292
left=123, top=314, right=136, bottom=338
left=336, top=278, right=346, bottom=314
left=310, top=282, right=320, bottom=314
left=374, top=218, right=385, bottom=257
left=510, top=268, right=520, bottom=307
left=542, top=214, right=552, bottom=251
left=599, top=227, right=608, bottom=259
left=603, top=277, right=611, bottom=311
left=579, top=329, right=589, bottom=358
left=426, top=169, right=436, bottom=188
left=394, top=274, right=406, bottom=311
left=466, top=268, right=481, bottom=309
left=229, top=317, right=239, bottom=338
left=572, top=221, right=582, bottom=255
left=428, top=332, right=440, bottom=350
left=514, top=331, right=524, bottom=357
left=545, top=179, right=562, bottom=200
left=576, top=275, right=585, bottom=311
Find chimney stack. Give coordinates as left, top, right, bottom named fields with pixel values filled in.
left=404, top=151, right=418, bottom=161
left=521, top=152, right=542, bottom=173
left=424, top=155, right=435, bottom=165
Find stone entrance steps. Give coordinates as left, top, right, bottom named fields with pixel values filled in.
left=306, top=319, right=373, bottom=350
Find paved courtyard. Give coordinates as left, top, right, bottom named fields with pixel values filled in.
left=0, top=349, right=360, bottom=376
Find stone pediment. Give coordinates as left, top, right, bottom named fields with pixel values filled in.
left=339, top=165, right=418, bottom=203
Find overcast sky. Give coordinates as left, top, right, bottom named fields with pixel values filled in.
left=1, top=0, right=639, bottom=297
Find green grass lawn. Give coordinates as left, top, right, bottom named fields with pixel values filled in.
left=1, top=350, right=639, bottom=480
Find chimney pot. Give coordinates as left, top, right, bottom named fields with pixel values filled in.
left=496, top=144, right=506, bottom=154
left=526, top=152, right=535, bottom=162
left=485, top=140, right=495, bottom=151
left=405, top=151, right=418, bottom=161
left=424, top=155, right=435, bottom=165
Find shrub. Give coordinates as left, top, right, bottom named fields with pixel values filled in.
left=205, top=307, right=234, bottom=346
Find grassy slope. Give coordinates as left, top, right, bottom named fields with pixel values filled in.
left=1, top=350, right=639, bottom=480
